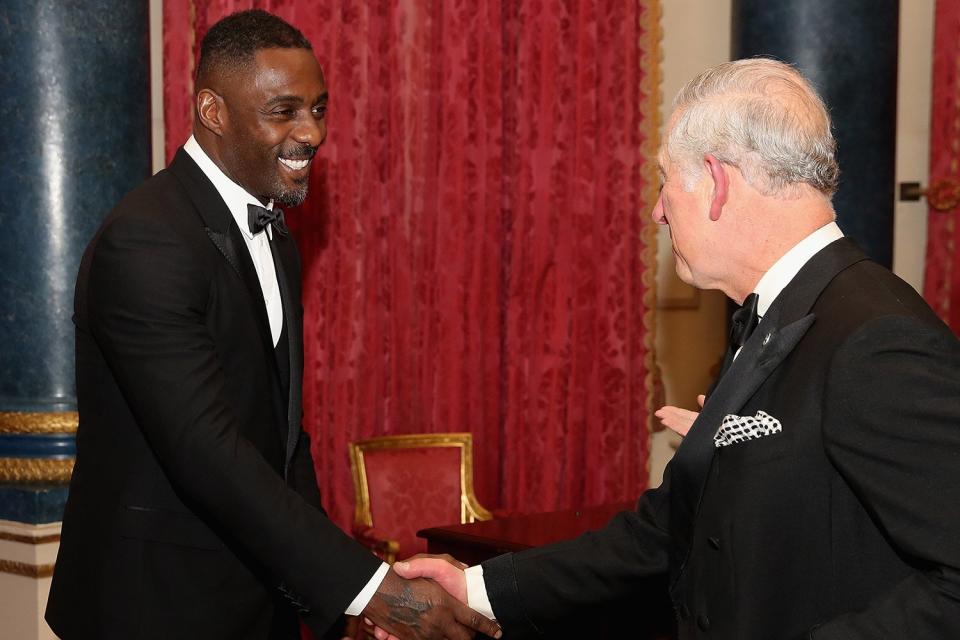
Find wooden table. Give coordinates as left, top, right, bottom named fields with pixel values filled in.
left=418, top=501, right=675, bottom=639
left=418, top=501, right=633, bottom=565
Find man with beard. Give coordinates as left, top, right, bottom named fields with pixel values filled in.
left=46, top=10, right=501, bottom=640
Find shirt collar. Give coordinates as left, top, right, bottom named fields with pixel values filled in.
left=183, top=135, right=274, bottom=240
left=753, top=221, right=844, bottom=317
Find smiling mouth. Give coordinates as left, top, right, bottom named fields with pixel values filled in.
left=279, top=157, right=311, bottom=171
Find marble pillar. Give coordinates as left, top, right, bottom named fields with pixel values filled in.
left=0, top=2, right=150, bottom=636
left=732, top=0, right=900, bottom=267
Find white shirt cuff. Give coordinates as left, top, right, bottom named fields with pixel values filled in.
left=465, top=564, right=496, bottom=620
left=345, top=562, right=390, bottom=616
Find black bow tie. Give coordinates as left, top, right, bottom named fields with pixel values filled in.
left=730, top=292, right=760, bottom=348
left=247, top=203, right=288, bottom=237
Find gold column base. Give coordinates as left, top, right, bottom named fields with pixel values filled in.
left=0, top=412, right=77, bottom=483
left=0, top=559, right=55, bottom=579
left=0, top=458, right=74, bottom=483
left=0, top=412, right=78, bottom=434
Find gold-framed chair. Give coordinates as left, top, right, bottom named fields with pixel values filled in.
left=348, top=432, right=492, bottom=563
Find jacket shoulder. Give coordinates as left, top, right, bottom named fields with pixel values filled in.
left=816, top=260, right=947, bottom=335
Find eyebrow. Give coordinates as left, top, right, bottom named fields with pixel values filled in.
left=263, top=91, right=329, bottom=107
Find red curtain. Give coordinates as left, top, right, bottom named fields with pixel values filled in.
left=163, top=0, right=661, bottom=532
left=925, top=0, right=960, bottom=334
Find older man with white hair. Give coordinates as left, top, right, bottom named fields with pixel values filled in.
left=389, top=58, right=960, bottom=640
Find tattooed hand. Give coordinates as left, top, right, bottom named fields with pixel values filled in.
left=362, top=568, right=501, bottom=640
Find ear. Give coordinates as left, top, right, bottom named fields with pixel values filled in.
left=195, top=89, right=226, bottom=137
left=704, top=154, right=728, bottom=221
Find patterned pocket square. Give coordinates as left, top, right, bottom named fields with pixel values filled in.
left=714, top=410, right=782, bottom=448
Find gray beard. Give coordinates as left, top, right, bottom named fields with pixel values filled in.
left=272, top=181, right=309, bottom=207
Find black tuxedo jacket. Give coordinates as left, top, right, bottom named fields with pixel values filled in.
left=46, top=149, right=380, bottom=639
left=482, top=239, right=960, bottom=639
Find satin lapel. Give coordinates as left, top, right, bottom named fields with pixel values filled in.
left=269, top=232, right=303, bottom=472
left=668, top=313, right=814, bottom=582
left=668, top=237, right=871, bottom=584
left=167, top=148, right=277, bottom=360
left=226, top=224, right=278, bottom=362
left=204, top=228, right=242, bottom=276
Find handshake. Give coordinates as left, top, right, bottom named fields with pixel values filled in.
left=358, top=554, right=497, bottom=640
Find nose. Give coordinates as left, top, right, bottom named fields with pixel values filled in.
left=651, top=194, right=666, bottom=224
left=294, top=114, right=326, bottom=148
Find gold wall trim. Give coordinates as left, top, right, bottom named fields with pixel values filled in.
left=0, top=531, right=61, bottom=545
left=0, top=458, right=74, bottom=483
left=638, top=0, right=664, bottom=457
left=0, top=412, right=78, bottom=434
left=0, top=559, right=55, bottom=579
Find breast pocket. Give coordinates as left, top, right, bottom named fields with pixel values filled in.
left=717, top=427, right=790, bottom=466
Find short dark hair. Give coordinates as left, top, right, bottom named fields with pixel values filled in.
left=196, top=10, right=312, bottom=84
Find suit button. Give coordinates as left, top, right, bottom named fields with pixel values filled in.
left=708, top=536, right=721, bottom=550
left=697, top=614, right=711, bottom=631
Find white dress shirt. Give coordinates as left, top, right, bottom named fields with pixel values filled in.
left=752, top=221, right=844, bottom=319
left=183, top=136, right=284, bottom=346
left=464, top=220, right=846, bottom=620
left=182, top=136, right=389, bottom=615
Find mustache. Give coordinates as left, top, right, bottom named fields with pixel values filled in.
left=279, top=144, right=317, bottom=161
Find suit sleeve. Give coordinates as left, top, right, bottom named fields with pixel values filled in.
left=290, top=429, right=325, bottom=512
left=481, top=476, right=673, bottom=637
left=813, top=315, right=960, bottom=638
left=87, top=212, right=380, bottom=632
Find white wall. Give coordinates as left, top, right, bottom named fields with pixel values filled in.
left=150, top=0, right=165, bottom=174
left=894, top=0, right=934, bottom=291
left=649, top=0, right=733, bottom=487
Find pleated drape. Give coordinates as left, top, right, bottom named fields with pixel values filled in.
left=163, top=0, right=661, bottom=531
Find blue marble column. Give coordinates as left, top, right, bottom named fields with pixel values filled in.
left=732, top=0, right=900, bottom=267
left=0, top=1, right=149, bottom=520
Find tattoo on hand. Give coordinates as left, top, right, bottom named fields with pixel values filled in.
left=382, top=582, right=430, bottom=626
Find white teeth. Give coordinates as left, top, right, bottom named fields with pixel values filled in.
left=279, top=157, right=309, bottom=170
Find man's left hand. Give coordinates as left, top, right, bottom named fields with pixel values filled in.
left=655, top=394, right=705, bottom=437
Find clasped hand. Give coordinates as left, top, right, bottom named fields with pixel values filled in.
left=360, top=554, right=491, bottom=640
left=360, top=555, right=499, bottom=640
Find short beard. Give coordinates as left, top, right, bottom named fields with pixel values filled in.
left=272, top=143, right=315, bottom=206
left=274, top=180, right=309, bottom=207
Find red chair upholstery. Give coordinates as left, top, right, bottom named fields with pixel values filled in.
left=348, top=433, right=492, bottom=563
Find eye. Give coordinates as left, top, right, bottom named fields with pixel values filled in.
left=270, top=108, right=296, bottom=119
left=312, top=105, right=327, bottom=119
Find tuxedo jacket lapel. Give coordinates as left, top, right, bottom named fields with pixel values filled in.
left=226, top=223, right=279, bottom=364
left=668, top=237, right=870, bottom=584
left=269, top=233, right=303, bottom=472
left=669, top=313, right=815, bottom=581
left=168, top=149, right=279, bottom=364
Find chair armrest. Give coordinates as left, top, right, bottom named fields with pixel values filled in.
left=353, top=526, right=400, bottom=564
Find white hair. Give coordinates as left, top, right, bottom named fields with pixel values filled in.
left=666, top=58, right=839, bottom=198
